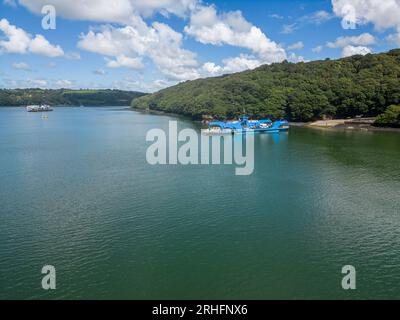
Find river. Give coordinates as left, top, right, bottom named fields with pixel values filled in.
left=1, top=106, right=399, bottom=299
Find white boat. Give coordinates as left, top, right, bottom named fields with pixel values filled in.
left=26, top=105, right=53, bottom=112
left=203, top=127, right=235, bottom=135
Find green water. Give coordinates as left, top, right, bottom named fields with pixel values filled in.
left=0, top=107, right=399, bottom=300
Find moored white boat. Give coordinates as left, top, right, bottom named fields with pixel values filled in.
left=202, top=127, right=235, bottom=135
left=26, top=105, right=53, bottom=112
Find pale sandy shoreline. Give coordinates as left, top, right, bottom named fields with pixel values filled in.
left=291, top=119, right=400, bottom=132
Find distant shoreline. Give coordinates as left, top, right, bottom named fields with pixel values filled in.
left=4, top=105, right=399, bottom=132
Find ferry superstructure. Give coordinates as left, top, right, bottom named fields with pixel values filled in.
left=205, top=116, right=289, bottom=135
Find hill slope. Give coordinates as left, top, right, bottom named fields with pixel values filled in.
left=0, top=89, right=146, bottom=106
left=132, top=49, right=400, bottom=121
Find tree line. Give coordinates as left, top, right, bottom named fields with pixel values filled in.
left=0, top=89, right=146, bottom=107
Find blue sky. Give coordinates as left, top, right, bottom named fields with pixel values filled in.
left=0, top=0, right=399, bottom=92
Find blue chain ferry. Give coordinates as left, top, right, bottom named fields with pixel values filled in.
left=205, top=116, right=289, bottom=135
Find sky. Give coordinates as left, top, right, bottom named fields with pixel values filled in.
left=1, top=0, right=400, bottom=93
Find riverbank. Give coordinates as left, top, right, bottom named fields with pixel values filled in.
left=291, top=118, right=400, bottom=133
left=132, top=107, right=400, bottom=132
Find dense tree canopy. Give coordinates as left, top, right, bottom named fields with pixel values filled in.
left=0, top=89, right=146, bottom=106
left=132, top=49, right=400, bottom=122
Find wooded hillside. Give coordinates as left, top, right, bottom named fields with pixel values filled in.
left=132, top=49, right=400, bottom=121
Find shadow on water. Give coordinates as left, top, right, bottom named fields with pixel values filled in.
left=288, top=127, right=400, bottom=181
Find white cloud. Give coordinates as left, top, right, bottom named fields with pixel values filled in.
left=184, top=5, right=286, bottom=64
left=327, top=33, right=376, bottom=48
left=204, top=54, right=264, bottom=77
left=2, top=78, right=48, bottom=89
left=18, top=0, right=198, bottom=23
left=223, top=55, right=262, bottom=71
left=222, top=55, right=263, bottom=72
left=288, top=53, right=308, bottom=63
left=332, top=0, right=400, bottom=32
left=281, top=10, right=333, bottom=34
left=0, top=77, right=77, bottom=89
left=149, top=22, right=199, bottom=80
left=16, top=78, right=48, bottom=88
left=0, top=19, right=64, bottom=57
left=131, top=0, right=197, bottom=18
left=55, top=79, right=73, bottom=88
left=342, top=45, right=372, bottom=57
left=111, top=77, right=174, bottom=93
left=65, top=52, right=81, bottom=60
left=29, top=79, right=48, bottom=87
left=15, top=1, right=292, bottom=83
left=0, top=18, right=31, bottom=54
left=312, top=45, right=323, bottom=53
left=202, top=62, right=223, bottom=76
left=332, top=0, right=400, bottom=51
left=201, top=51, right=299, bottom=77
left=386, top=33, right=400, bottom=45
left=12, top=62, right=30, bottom=70
left=106, top=55, right=144, bottom=69
left=202, top=54, right=263, bottom=77
left=29, top=35, right=64, bottom=57
left=287, top=41, right=304, bottom=50
left=269, top=14, right=284, bottom=19
left=19, top=0, right=134, bottom=24
left=305, top=10, right=334, bottom=24
left=78, top=17, right=200, bottom=81
left=281, top=23, right=298, bottom=34
left=78, top=28, right=127, bottom=57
